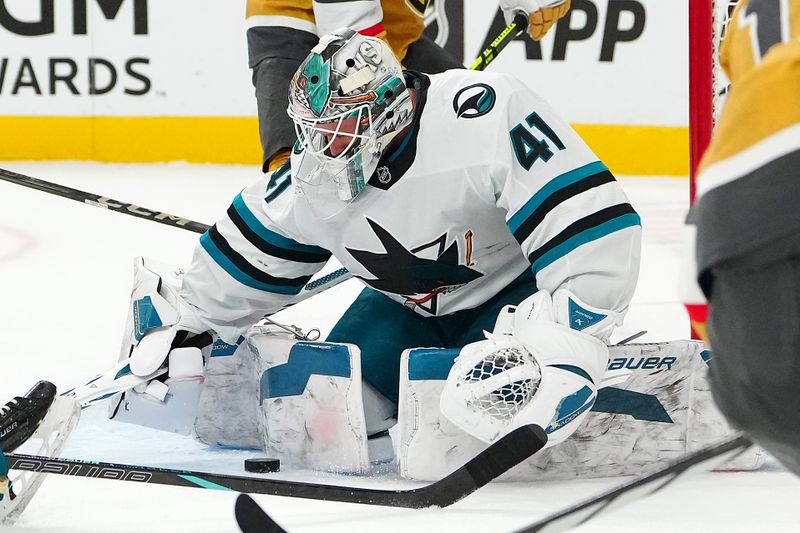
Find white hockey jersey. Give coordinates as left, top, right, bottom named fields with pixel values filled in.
left=182, top=69, right=642, bottom=343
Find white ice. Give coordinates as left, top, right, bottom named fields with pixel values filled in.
left=1, top=162, right=798, bottom=532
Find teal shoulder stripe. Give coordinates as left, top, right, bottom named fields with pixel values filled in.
left=178, top=475, right=233, bottom=491
left=232, top=194, right=328, bottom=255
left=508, top=161, right=608, bottom=234
left=200, top=232, right=303, bottom=295
left=531, top=212, right=641, bottom=273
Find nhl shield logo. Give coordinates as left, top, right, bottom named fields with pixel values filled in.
left=452, top=83, right=496, bottom=119
left=376, top=166, right=392, bottom=184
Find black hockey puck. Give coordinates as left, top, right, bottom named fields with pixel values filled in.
left=244, top=458, right=281, bottom=473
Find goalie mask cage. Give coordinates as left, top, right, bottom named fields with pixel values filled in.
left=689, top=0, right=738, bottom=202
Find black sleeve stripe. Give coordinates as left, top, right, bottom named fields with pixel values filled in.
left=527, top=203, right=639, bottom=266
left=208, top=226, right=313, bottom=288
left=226, top=204, right=331, bottom=264
left=513, top=170, right=616, bottom=244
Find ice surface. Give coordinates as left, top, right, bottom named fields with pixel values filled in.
left=1, top=162, right=798, bottom=532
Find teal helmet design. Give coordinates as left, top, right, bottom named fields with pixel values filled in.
left=288, top=29, right=413, bottom=202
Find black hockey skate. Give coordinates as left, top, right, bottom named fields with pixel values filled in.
left=0, top=381, right=57, bottom=453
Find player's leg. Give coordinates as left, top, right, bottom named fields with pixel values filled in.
left=326, top=288, right=445, bottom=405
left=247, top=26, right=317, bottom=171
left=708, top=246, right=800, bottom=476
left=447, top=268, right=537, bottom=347
left=402, top=34, right=464, bottom=73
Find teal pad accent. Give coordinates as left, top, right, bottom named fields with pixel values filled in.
left=592, top=387, right=673, bottom=423
left=546, top=385, right=595, bottom=433
left=567, top=297, right=607, bottom=332
left=0, top=449, right=8, bottom=476
left=407, top=348, right=459, bottom=381
left=548, top=364, right=593, bottom=384
left=133, top=295, right=163, bottom=341
left=210, top=336, right=245, bottom=358
left=114, top=365, right=132, bottom=380
left=260, top=342, right=351, bottom=401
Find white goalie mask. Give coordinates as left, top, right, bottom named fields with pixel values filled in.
left=287, top=29, right=414, bottom=205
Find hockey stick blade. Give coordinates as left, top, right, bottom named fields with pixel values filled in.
left=514, top=433, right=753, bottom=533
left=236, top=494, right=287, bottom=533
left=6, top=424, right=546, bottom=509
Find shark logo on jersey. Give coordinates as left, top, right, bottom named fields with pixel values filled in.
left=346, top=219, right=483, bottom=314
left=453, top=83, right=496, bottom=119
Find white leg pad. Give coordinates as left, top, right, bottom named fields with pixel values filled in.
left=397, top=341, right=765, bottom=481
left=193, top=336, right=262, bottom=448
left=253, top=333, right=370, bottom=474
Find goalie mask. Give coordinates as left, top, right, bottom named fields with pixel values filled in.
left=287, top=29, right=414, bottom=204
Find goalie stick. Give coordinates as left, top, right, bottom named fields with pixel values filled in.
left=231, top=433, right=753, bottom=533
left=3, top=424, right=545, bottom=509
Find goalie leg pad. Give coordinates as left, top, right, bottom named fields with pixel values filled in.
left=252, top=333, right=370, bottom=473
left=193, top=336, right=262, bottom=448
left=397, top=341, right=763, bottom=481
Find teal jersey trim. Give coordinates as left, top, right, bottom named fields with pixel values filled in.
left=232, top=194, right=327, bottom=256
left=508, top=161, right=608, bottom=234
left=200, top=232, right=304, bottom=295
left=531, top=212, right=641, bottom=274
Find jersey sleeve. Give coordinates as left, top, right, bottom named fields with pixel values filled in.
left=181, top=168, right=331, bottom=343
left=489, top=77, right=642, bottom=316
left=312, top=0, right=384, bottom=38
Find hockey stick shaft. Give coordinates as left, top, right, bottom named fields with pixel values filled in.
left=5, top=424, right=546, bottom=509
left=0, top=167, right=354, bottom=300
left=515, top=434, right=753, bottom=533
left=0, top=167, right=211, bottom=234
left=470, top=11, right=528, bottom=71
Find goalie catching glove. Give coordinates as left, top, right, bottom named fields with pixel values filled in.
left=120, top=257, right=212, bottom=400
left=441, top=289, right=619, bottom=447
left=499, top=0, right=571, bottom=41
